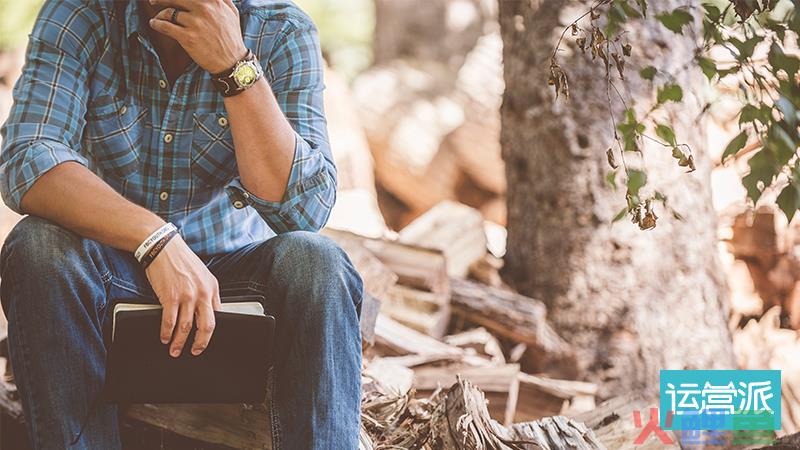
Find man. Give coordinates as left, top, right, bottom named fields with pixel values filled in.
left=0, top=0, right=363, bottom=448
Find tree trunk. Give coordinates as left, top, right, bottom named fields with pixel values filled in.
left=498, top=0, right=735, bottom=397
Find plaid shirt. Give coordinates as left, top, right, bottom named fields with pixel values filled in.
left=0, top=0, right=336, bottom=256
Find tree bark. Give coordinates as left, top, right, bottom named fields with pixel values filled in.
left=498, top=0, right=735, bottom=397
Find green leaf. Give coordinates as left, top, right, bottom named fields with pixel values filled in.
left=655, top=123, right=677, bottom=146
left=741, top=150, right=776, bottom=203
left=639, top=66, right=657, bottom=81
left=721, top=130, right=748, bottom=163
left=656, top=9, right=694, bottom=34
left=626, top=169, right=647, bottom=197
left=767, top=125, right=796, bottom=165
left=657, top=84, right=684, bottom=104
left=621, top=1, right=642, bottom=19
left=697, top=57, right=717, bottom=80
left=613, top=207, right=628, bottom=223
left=702, top=3, right=722, bottom=22
left=617, top=109, right=643, bottom=152
left=768, top=43, right=800, bottom=77
left=777, top=182, right=800, bottom=222
left=739, top=104, right=771, bottom=125
left=729, top=36, right=760, bottom=60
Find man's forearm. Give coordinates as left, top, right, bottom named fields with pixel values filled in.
left=19, top=162, right=166, bottom=252
left=223, top=77, right=296, bottom=202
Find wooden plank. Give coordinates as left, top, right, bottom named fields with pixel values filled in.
left=126, top=403, right=271, bottom=449
left=398, top=201, right=487, bottom=277
left=373, top=314, right=462, bottom=357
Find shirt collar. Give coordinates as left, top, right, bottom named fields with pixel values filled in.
left=124, top=0, right=144, bottom=40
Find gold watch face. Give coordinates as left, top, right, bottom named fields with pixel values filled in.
left=233, top=63, right=258, bottom=88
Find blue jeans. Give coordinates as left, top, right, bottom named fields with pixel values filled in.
left=0, top=216, right=363, bottom=450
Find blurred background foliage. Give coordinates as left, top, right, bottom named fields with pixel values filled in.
left=0, top=0, right=43, bottom=50
left=295, top=0, right=375, bottom=79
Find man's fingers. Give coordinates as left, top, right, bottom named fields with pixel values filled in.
left=149, top=0, right=195, bottom=11
left=160, top=301, right=179, bottom=344
left=152, top=7, right=188, bottom=27
left=169, top=302, right=195, bottom=357
left=149, top=16, right=187, bottom=41
left=191, top=306, right=216, bottom=356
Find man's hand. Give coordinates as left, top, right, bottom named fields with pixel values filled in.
left=145, top=236, right=222, bottom=357
left=149, top=0, right=248, bottom=74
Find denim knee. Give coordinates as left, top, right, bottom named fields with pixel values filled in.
left=266, top=231, right=364, bottom=313
left=0, top=216, right=106, bottom=308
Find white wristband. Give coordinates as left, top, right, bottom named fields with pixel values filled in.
left=134, top=223, right=178, bottom=262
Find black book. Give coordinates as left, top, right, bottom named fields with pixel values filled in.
left=105, top=300, right=275, bottom=404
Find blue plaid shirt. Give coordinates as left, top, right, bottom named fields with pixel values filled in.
left=0, top=0, right=336, bottom=256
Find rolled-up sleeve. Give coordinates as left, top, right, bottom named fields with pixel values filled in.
left=225, top=21, right=336, bottom=234
left=0, top=1, right=100, bottom=214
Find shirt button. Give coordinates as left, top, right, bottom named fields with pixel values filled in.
left=159, top=191, right=169, bottom=201
left=163, top=133, right=173, bottom=143
left=159, top=79, right=168, bottom=89
left=119, top=105, right=127, bottom=115
left=218, top=117, right=228, bottom=127
left=233, top=200, right=245, bottom=209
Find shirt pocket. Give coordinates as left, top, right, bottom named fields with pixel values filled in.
left=84, top=95, right=145, bottom=180
left=191, top=112, right=237, bottom=187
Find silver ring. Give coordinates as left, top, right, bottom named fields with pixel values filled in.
left=170, top=8, right=180, bottom=25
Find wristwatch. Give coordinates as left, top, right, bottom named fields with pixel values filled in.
left=211, top=50, right=263, bottom=97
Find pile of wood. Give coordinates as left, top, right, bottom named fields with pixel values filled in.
left=351, top=29, right=506, bottom=229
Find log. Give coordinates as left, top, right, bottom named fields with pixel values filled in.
left=449, top=278, right=577, bottom=376
left=399, top=201, right=488, bottom=277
